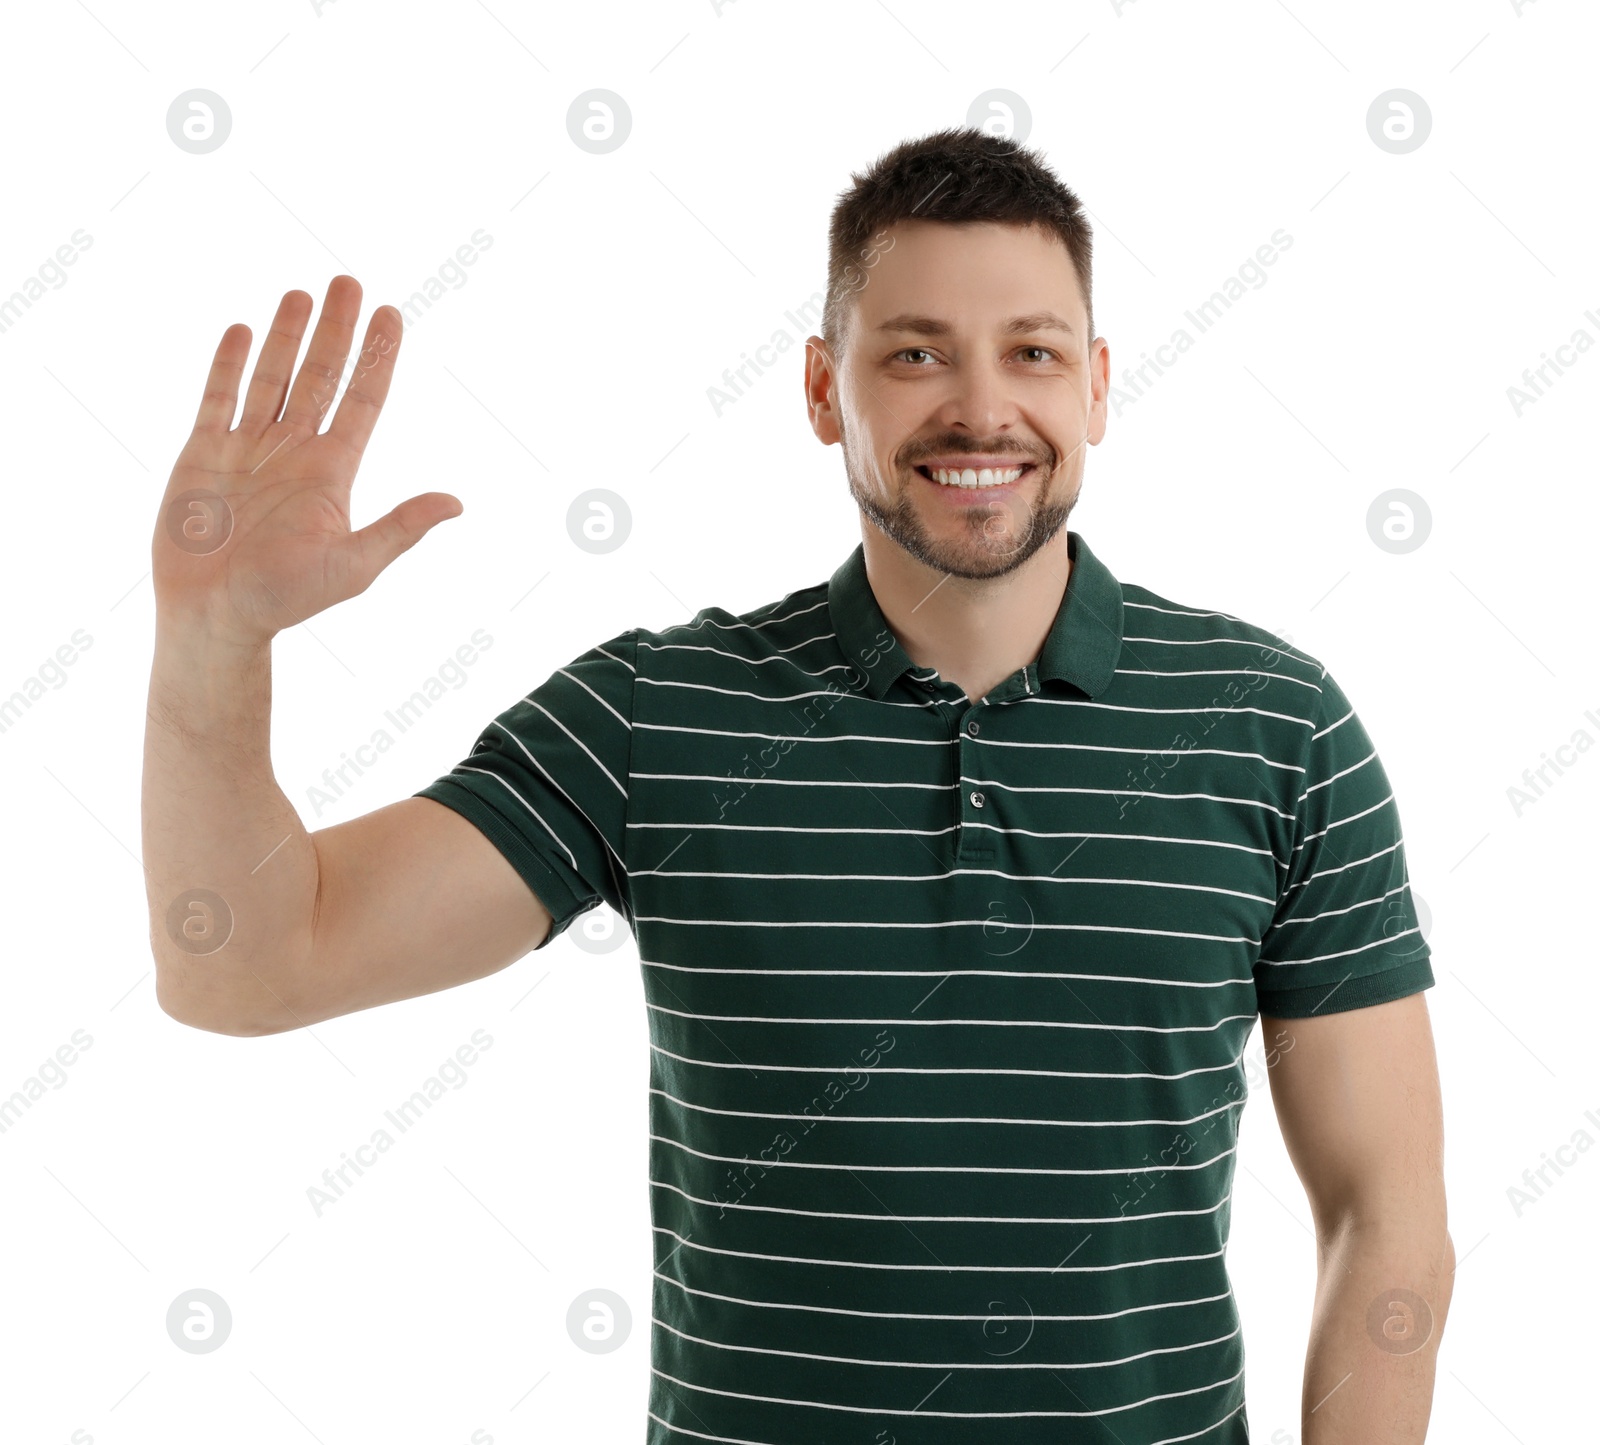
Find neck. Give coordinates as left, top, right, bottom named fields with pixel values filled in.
left=859, top=524, right=1073, bottom=703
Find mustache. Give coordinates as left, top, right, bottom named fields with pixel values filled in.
left=901, top=445, right=1053, bottom=470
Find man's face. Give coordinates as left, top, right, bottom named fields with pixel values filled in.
left=806, top=220, right=1108, bottom=580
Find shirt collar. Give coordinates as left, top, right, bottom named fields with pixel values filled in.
left=827, top=530, right=1124, bottom=700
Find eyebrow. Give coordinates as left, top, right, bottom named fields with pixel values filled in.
left=875, top=311, right=1076, bottom=338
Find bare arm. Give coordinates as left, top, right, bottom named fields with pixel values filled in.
left=143, top=276, right=549, bottom=1036
left=1261, top=992, right=1454, bottom=1442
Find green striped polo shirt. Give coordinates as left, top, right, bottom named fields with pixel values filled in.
left=414, top=529, right=1433, bottom=1445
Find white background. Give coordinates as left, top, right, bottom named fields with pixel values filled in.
left=1, top=1, right=1594, bottom=1441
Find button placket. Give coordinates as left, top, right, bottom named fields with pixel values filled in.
left=956, top=697, right=993, bottom=861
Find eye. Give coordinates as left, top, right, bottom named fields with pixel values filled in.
left=891, top=347, right=938, bottom=365
left=1017, top=345, right=1058, bottom=363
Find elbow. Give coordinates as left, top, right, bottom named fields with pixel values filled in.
left=152, top=955, right=295, bottom=1038
left=1435, top=1226, right=1457, bottom=1332
left=154, top=984, right=259, bottom=1037
left=1316, top=1207, right=1456, bottom=1340
left=159, top=1003, right=281, bottom=1038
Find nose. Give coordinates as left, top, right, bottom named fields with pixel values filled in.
left=932, top=356, right=1022, bottom=443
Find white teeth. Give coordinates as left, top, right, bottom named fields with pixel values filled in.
left=929, top=465, right=1025, bottom=488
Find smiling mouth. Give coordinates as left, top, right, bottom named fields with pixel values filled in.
left=913, top=462, right=1035, bottom=490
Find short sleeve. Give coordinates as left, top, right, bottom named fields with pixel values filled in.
left=413, top=628, right=636, bottom=948
left=1253, top=667, right=1433, bottom=1017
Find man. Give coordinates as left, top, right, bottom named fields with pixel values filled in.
left=145, top=127, right=1452, bottom=1442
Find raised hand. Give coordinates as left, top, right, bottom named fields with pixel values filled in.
left=152, top=274, right=461, bottom=647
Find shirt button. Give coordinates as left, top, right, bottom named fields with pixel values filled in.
left=969, top=790, right=986, bottom=808
left=965, top=719, right=980, bottom=737
left=921, top=679, right=937, bottom=691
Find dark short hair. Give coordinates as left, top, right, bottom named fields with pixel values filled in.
left=821, top=126, right=1094, bottom=353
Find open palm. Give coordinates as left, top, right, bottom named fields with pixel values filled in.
left=152, top=275, right=461, bottom=647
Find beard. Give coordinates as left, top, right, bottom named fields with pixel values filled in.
left=841, top=421, right=1079, bottom=581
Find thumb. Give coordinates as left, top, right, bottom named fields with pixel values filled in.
left=336, top=491, right=463, bottom=595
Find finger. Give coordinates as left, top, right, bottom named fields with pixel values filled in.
left=238, top=289, right=314, bottom=433
left=192, top=322, right=251, bottom=433
left=279, top=274, right=362, bottom=434
left=334, top=491, right=463, bottom=597
left=326, top=306, right=403, bottom=463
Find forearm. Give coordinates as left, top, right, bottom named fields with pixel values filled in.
left=141, top=621, right=318, bottom=1034
left=1301, top=1214, right=1454, bottom=1443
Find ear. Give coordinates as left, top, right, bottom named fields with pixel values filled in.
left=1086, top=335, right=1110, bottom=447
left=804, top=335, right=842, bottom=446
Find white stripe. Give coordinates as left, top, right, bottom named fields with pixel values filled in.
left=1261, top=928, right=1422, bottom=969
left=746, top=591, right=830, bottom=624
left=650, top=1083, right=1250, bottom=1129
left=642, top=629, right=843, bottom=662
left=649, top=998, right=1260, bottom=1036
left=555, top=667, right=630, bottom=729
left=634, top=916, right=1258, bottom=943
left=593, top=642, right=634, bottom=672
left=628, top=818, right=1283, bottom=862
left=1123, top=634, right=1307, bottom=657
left=1299, top=748, right=1377, bottom=800
left=1285, top=839, right=1402, bottom=894
left=635, top=721, right=946, bottom=746
left=640, top=674, right=928, bottom=707
left=1123, top=599, right=1257, bottom=623
left=481, top=724, right=625, bottom=871
left=653, top=1268, right=1236, bottom=1326
left=650, top=1128, right=1240, bottom=1176
left=651, top=1175, right=1234, bottom=1224
left=639, top=702, right=1311, bottom=737
left=655, top=598, right=831, bottom=644
left=640, top=959, right=1254, bottom=991
left=1031, top=695, right=1312, bottom=727
left=652, top=1311, right=1243, bottom=1372
left=1269, top=883, right=1409, bottom=927
left=651, top=1224, right=1229, bottom=1275
left=648, top=1041, right=1249, bottom=1083
left=525, top=698, right=627, bottom=796
left=964, top=777, right=1298, bottom=819
left=979, top=736, right=1307, bottom=772
left=648, top=1402, right=1248, bottom=1442
left=1313, top=704, right=1356, bottom=741
left=998, top=821, right=1290, bottom=869
left=448, top=764, right=578, bottom=871
left=1116, top=665, right=1322, bottom=694
left=633, top=865, right=1275, bottom=905
left=755, top=594, right=832, bottom=624
left=634, top=771, right=1298, bottom=819
left=629, top=818, right=959, bottom=835
left=634, top=769, right=943, bottom=791
left=1292, top=792, right=1394, bottom=852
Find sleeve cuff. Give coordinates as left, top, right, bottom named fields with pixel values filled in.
left=414, top=778, right=589, bottom=948
left=1256, top=953, right=1435, bottom=1018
